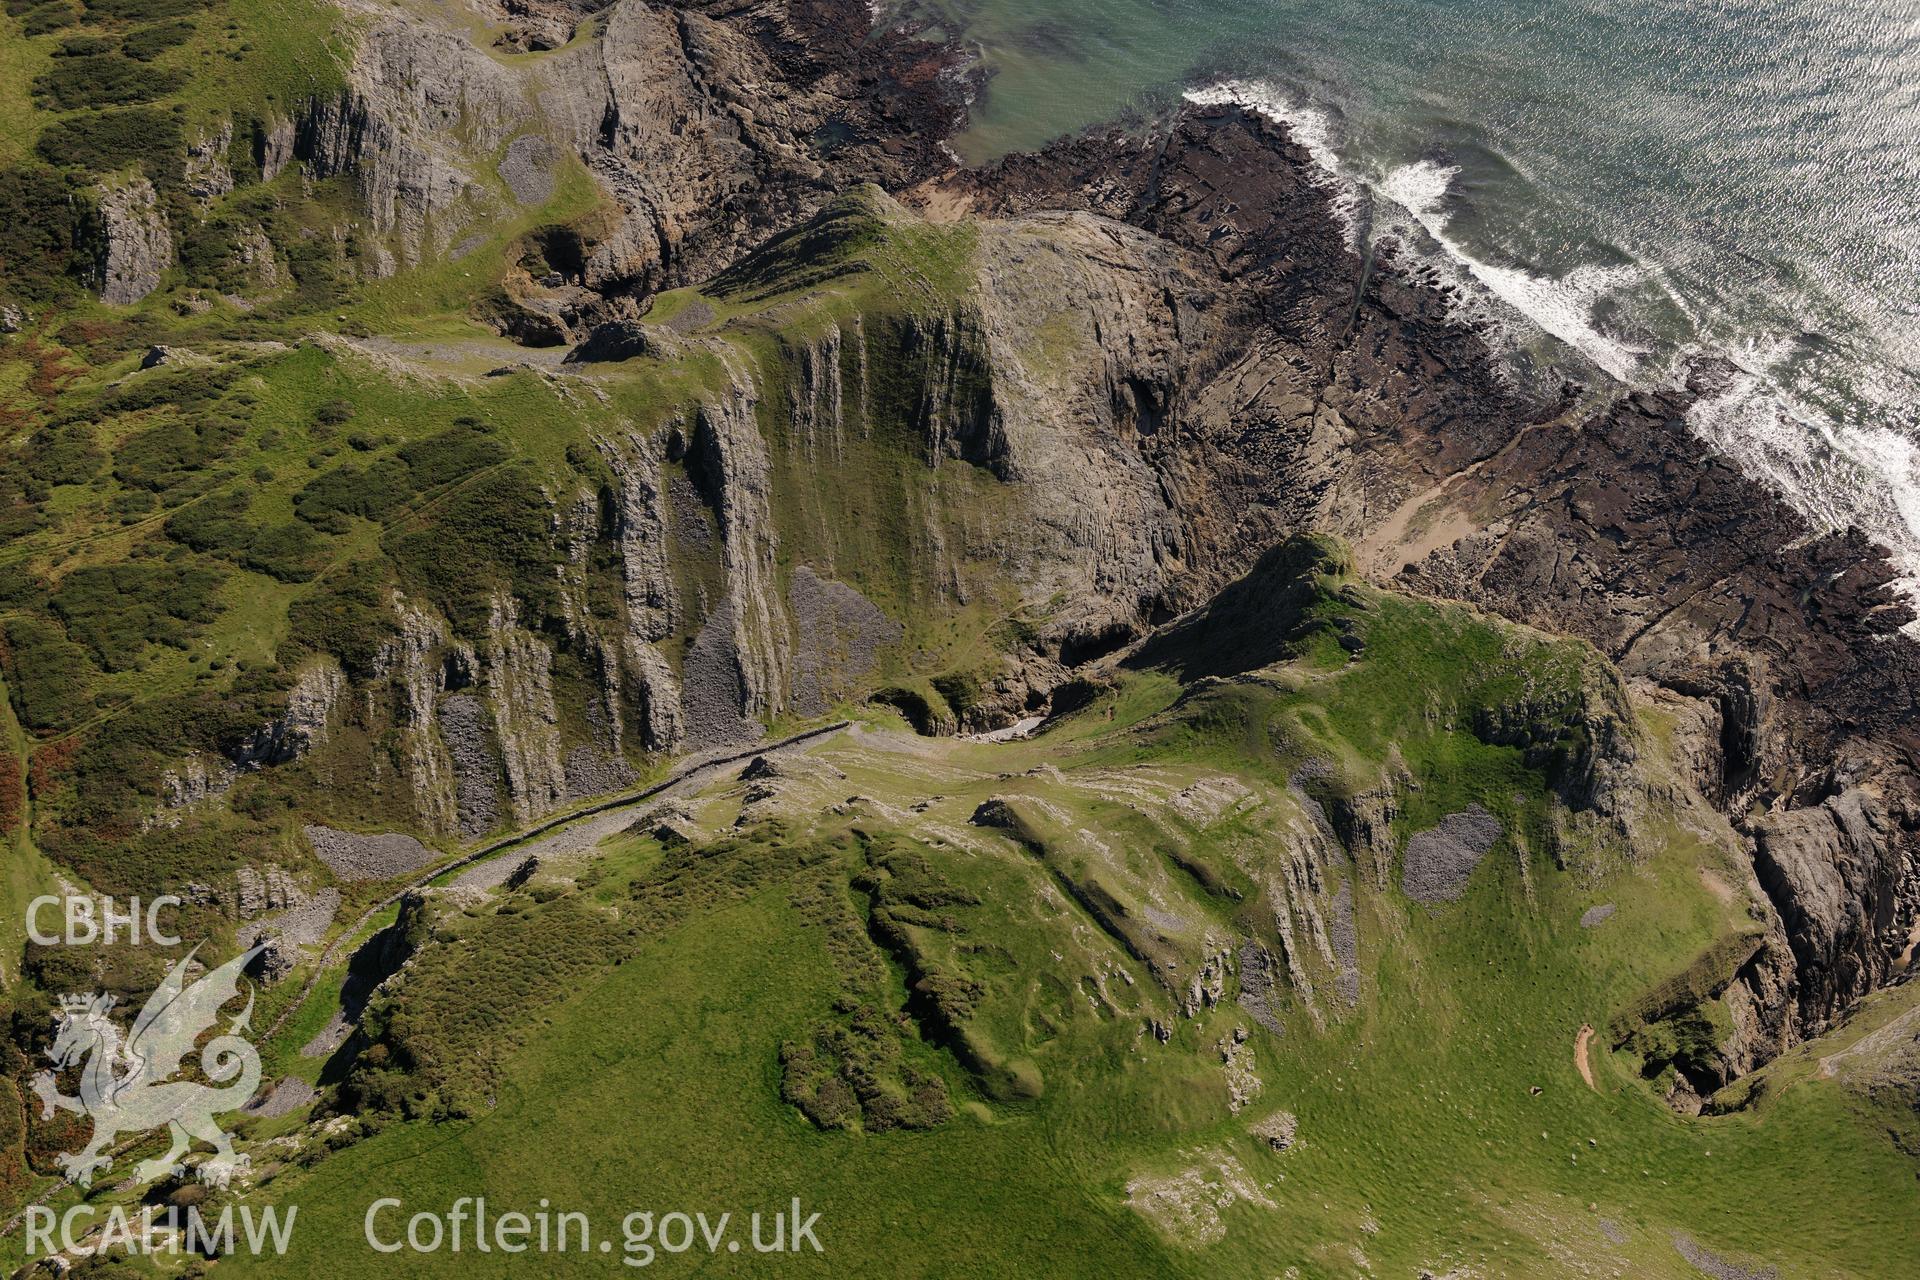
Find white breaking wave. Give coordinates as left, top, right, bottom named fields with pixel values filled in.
left=1183, top=76, right=1920, bottom=622
left=1185, top=82, right=1647, bottom=381
left=1687, top=349, right=1920, bottom=606
left=1377, top=159, right=1647, bottom=382
left=1182, top=80, right=1360, bottom=241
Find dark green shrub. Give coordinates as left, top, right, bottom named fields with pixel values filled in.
left=165, top=490, right=331, bottom=583
left=930, top=671, right=983, bottom=719
left=22, top=425, right=102, bottom=486
left=176, top=217, right=242, bottom=290
left=0, top=166, right=83, bottom=302
left=47, top=820, right=258, bottom=897
left=397, top=421, right=506, bottom=486
left=114, top=416, right=245, bottom=494
left=82, top=0, right=206, bottom=19
left=237, top=520, right=326, bottom=583
left=91, top=363, right=237, bottom=417
left=1, top=616, right=92, bottom=732
left=48, top=561, right=225, bottom=670
left=32, top=55, right=185, bottom=110
left=163, top=488, right=251, bottom=554
left=292, top=457, right=410, bottom=531
left=35, top=107, right=182, bottom=177
left=18, top=2, right=82, bottom=36
left=384, top=465, right=562, bottom=630
left=120, top=18, right=195, bottom=60
left=283, top=560, right=396, bottom=676
left=52, top=34, right=117, bottom=56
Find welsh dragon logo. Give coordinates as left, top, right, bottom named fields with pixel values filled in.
left=31, top=944, right=266, bottom=1188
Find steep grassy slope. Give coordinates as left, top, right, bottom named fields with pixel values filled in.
left=0, top=0, right=343, bottom=295
left=0, top=184, right=1050, bottom=913
left=12, top=549, right=1892, bottom=1280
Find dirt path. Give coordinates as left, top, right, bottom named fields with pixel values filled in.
left=1896, top=918, right=1920, bottom=970
left=1698, top=866, right=1737, bottom=905
left=1576, top=1024, right=1599, bottom=1091
left=262, top=720, right=849, bottom=1039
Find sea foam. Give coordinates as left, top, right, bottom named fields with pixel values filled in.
left=1377, top=159, right=1647, bottom=383
left=1687, top=348, right=1920, bottom=606
left=1185, top=82, right=1646, bottom=381
left=1183, top=76, right=1920, bottom=624
left=1182, top=81, right=1360, bottom=242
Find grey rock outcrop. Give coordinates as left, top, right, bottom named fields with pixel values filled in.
left=257, top=115, right=297, bottom=181
left=1401, top=806, right=1504, bottom=905
left=600, top=430, right=685, bottom=751
left=247, top=938, right=298, bottom=984
left=484, top=592, right=570, bottom=824
left=235, top=863, right=303, bottom=917
left=295, top=16, right=523, bottom=272
left=305, top=824, right=440, bottom=881
left=379, top=596, right=464, bottom=833
left=498, top=133, right=557, bottom=206
left=492, top=0, right=574, bottom=51
left=185, top=122, right=236, bottom=203
left=228, top=658, right=345, bottom=769
left=93, top=177, right=173, bottom=305
left=1249, top=1110, right=1297, bottom=1153
left=788, top=567, right=902, bottom=716
left=226, top=224, right=283, bottom=294
left=150, top=755, right=236, bottom=827
left=675, top=363, right=791, bottom=746
left=283, top=0, right=958, bottom=291
left=440, top=692, right=506, bottom=837
left=1752, top=785, right=1907, bottom=1031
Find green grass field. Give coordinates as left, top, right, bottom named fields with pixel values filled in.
left=174, top=574, right=1920, bottom=1279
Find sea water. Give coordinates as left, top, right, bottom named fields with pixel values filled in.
left=907, top=0, right=1920, bottom=597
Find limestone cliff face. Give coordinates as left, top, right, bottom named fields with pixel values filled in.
left=99, top=0, right=1912, bottom=1086
left=679, top=359, right=790, bottom=746
left=1753, top=784, right=1910, bottom=1028
left=228, top=657, right=346, bottom=770
left=278, top=0, right=957, bottom=284
left=218, top=200, right=1259, bottom=808
left=376, top=595, right=464, bottom=834
left=92, top=177, right=174, bottom=305
left=185, top=122, right=237, bottom=204
left=966, top=214, right=1206, bottom=656
left=483, top=593, right=571, bottom=824
left=599, top=431, right=687, bottom=752
left=296, top=14, right=526, bottom=273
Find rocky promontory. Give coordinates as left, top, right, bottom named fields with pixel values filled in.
left=942, top=101, right=1919, bottom=1067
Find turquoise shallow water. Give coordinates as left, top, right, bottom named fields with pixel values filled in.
left=911, top=0, right=1920, bottom=595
